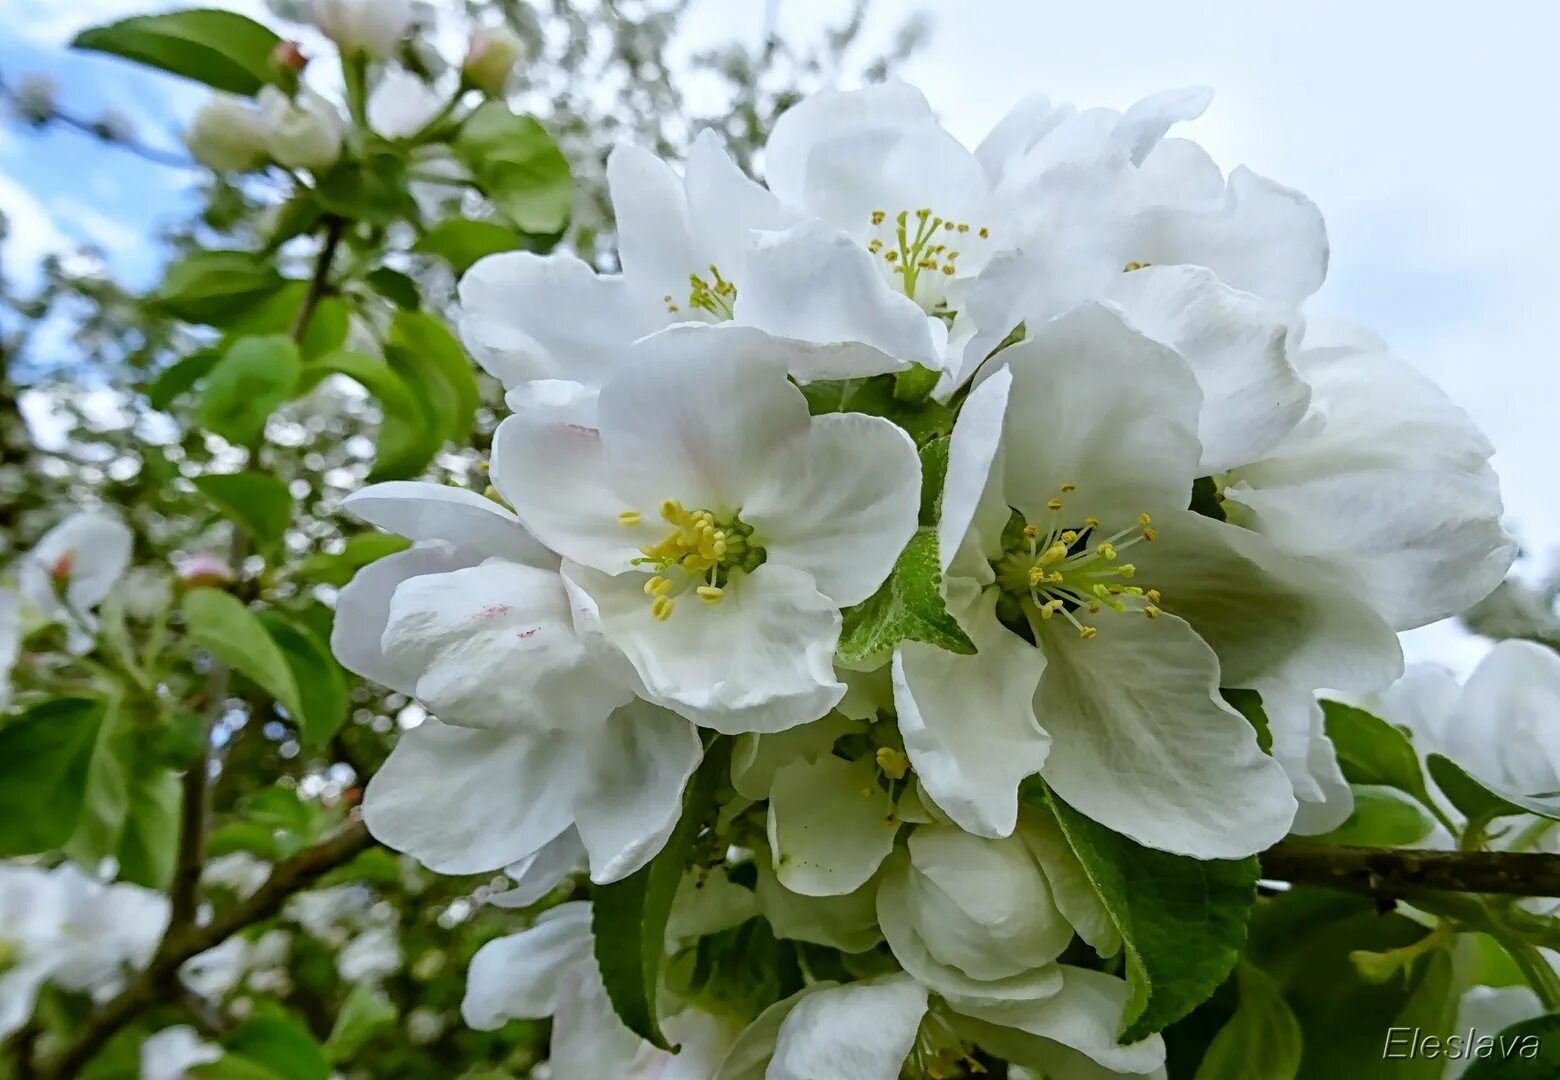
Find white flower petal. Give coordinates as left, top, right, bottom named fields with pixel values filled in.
left=893, top=587, right=1049, bottom=839
left=331, top=543, right=474, bottom=695
left=1016, top=810, right=1122, bottom=956
left=366, top=66, right=442, bottom=139
left=494, top=829, right=586, bottom=908
left=458, top=250, right=655, bottom=389
left=955, top=965, right=1166, bottom=1077
left=489, top=412, right=642, bottom=574
left=683, top=127, right=794, bottom=272
left=754, top=855, right=882, bottom=953
left=731, top=712, right=866, bottom=801
left=743, top=411, right=921, bottom=607
left=567, top=561, right=844, bottom=735
left=1110, top=265, right=1309, bottom=472
left=938, top=366, right=1012, bottom=571
left=1131, top=166, right=1328, bottom=306
left=1447, top=640, right=1560, bottom=796
left=342, top=481, right=555, bottom=566
left=1132, top=509, right=1403, bottom=693
left=768, top=975, right=928, bottom=1080
left=362, top=719, right=579, bottom=874
left=462, top=903, right=594, bottom=1029
left=573, top=701, right=703, bottom=883
left=1000, top=304, right=1202, bottom=522
left=767, top=753, right=898, bottom=896
left=734, top=223, right=931, bottom=376
left=382, top=559, right=631, bottom=731
left=1035, top=610, right=1296, bottom=859
left=28, top=511, right=133, bottom=618
left=600, top=326, right=812, bottom=513
left=608, top=143, right=696, bottom=307
left=1261, top=683, right=1355, bottom=836
left=141, top=1025, right=221, bottom=1080
left=1113, top=87, right=1213, bottom=166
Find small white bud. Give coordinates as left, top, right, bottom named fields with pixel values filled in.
left=11, top=73, right=59, bottom=125
left=462, top=26, right=525, bottom=97
left=313, top=0, right=414, bottom=59
left=184, top=96, right=269, bottom=173
left=258, top=87, right=344, bottom=173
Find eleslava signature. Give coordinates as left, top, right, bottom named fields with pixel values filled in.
left=1383, top=1026, right=1541, bottom=1062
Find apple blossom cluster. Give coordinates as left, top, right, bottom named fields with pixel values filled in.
left=329, top=82, right=1513, bottom=1076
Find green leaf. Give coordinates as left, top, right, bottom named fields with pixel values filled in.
left=193, top=472, right=293, bottom=546
left=800, top=373, right=954, bottom=444
left=223, top=1013, right=329, bottom=1080
left=257, top=611, right=349, bottom=745
left=1426, top=752, right=1560, bottom=823
left=63, top=704, right=130, bottom=868
left=1220, top=688, right=1273, bottom=756
left=837, top=527, right=975, bottom=668
left=306, top=350, right=440, bottom=480
left=226, top=285, right=349, bottom=361
left=918, top=436, right=950, bottom=526
left=454, top=104, right=573, bottom=233
left=153, top=250, right=284, bottom=326
left=314, top=152, right=414, bottom=226
left=146, top=348, right=220, bottom=410
left=1460, top=1013, right=1560, bottom=1079
left=297, top=532, right=412, bottom=587
left=389, top=310, right=480, bottom=441
left=324, top=982, right=397, bottom=1063
left=198, top=335, right=301, bottom=448
left=207, top=821, right=280, bottom=860
left=366, top=267, right=420, bottom=311
left=116, top=757, right=182, bottom=888
left=1193, top=965, right=1301, bottom=1080
left=1300, top=786, right=1435, bottom=847
left=0, top=698, right=110, bottom=856
left=1321, top=700, right=1436, bottom=809
left=73, top=9, right=283, bottom=96
left=412, top=219, right=529, bottom=274
left=191, top=1058, right=291, bottom=1080
left=666, top=916, right=802, bottom=1024
left=183, top=589, right=304, bottom=720
left=593, top=739, right=732, bottom=1050
left=1040, top=786, right=1260, bottom=1042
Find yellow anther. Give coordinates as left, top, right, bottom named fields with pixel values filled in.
left=651, top=596, right=675, bottom=621
left=868, top=238, right=884, bottom=253
left=1147, top=589, right=1162, bottom=604
left=1079, top=625, right=1098, bottom=639
left=1088, top=601, right=1102, bottom=613
left=696, top=585, right=724, bottom=604
left=1047, top=497, right=1064, bottom=512
left=1138, top=512, right=1153, bottom=526
left=1144, top=605, right=1161, bottom=619
left=941, top=265, right=956, bottom=275
left=1049, top=571, right=1063, bottom=583
left=1040, top=542, right=1070, bottom=566
left=1060, top=483, right=1077, bottom=493
left=871, top=210, right=886, bottom=225
left=660, top=499, right=685, bottom=522
left=1117, top=564, right=1136, bottom=578
left=1023, top=524, right=1041, bottom=540
left=618, top=510, right=642, bottom=527
left=884, top=250, right=899, bottom=263
left=644, top=576, right=672, bottom=597
left=1141, top=527, right=1158, bottom=541
left=978, top=226, right=990, bottom=239
left=957, top=223, right=970, bottom=233
left=1040, top=599, right=1063, bottom=619
left=875, top=746, right=911, bottom=780
left=1060, top=530, right=1078, bottom=544
left=1028, top=566, right=1046, bottom=587
left=1096, top=542, right=1117, bottom=560
left=662, top=294, right=673, bottom=302
left=1124, top=260, right=1150, bottom=272
left=1084, top=516, right=1101, bottom=529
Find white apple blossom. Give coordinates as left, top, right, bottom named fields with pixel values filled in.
left=490, top=327, right=920, bottom=734
left=462, top=26, right=525, bottom=97
left=0, top=864, right=168, bottom=1038
left=313, top=0, right=414, bottom=59
left=140, top=1025, right=221, bottom=1080
left=259, top=87, right=344, bottom=172
left=368, top=67, right=445, bottom=140
left=331, top=482, right=704, bottom=884
left=892, top=304, right=1410, bottom=857
left=15, top=510, right=133, bottom=649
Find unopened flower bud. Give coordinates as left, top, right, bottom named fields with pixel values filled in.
left=259, top=87, right=344, bottom=172
left=93, top=108, right=136, bottom=144
left=11, top=73, right=58, bottom=125
left=462, top=26, right=525, bottom=97
left=269, top=40, right=309, bottom=94
left=313, top=0, right=414, bottom=59
left=178, top=553, right=236, bottom=590
left=184, top=96, right=269, bottom=173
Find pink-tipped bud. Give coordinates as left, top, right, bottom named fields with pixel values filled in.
left=462, top=27, right=525, bottom=97
left=48, top=551, right=74, bottom=584
left=178, top=553, right=236, bottom=590
left=273, top=41, right=309, bottom=74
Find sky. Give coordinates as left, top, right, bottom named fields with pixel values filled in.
left=2, top=0, right=1555, bottom=674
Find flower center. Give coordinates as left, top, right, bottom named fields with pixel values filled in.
left=618, top=500, right=766, bottom=620
left=865, top=208, right=991, bottom=316
left=663, top=264, right=737, bottom=322
left=990, top=484, right=1162, bottom=640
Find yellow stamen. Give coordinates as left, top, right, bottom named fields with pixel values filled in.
left=696, top=585, right=724, bottom=604
left=651, top=596, right=675, bottom=621
left=618, top=510, right=642, bottom=527
left=1079, top=625, right=1098, bottom=639
left=875, top=746, right=911, bottom=780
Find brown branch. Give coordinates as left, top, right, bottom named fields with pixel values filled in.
left=38, top=822, right=376, bottom=1078
left=290, top=217, right=346, bottom=341
left=1261, top=843, right=1560, bottom=898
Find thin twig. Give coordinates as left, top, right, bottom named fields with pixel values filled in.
left=290, top=217, right=347, bottom=341
left=39, top=822, right=376, bottom=1078
left=1261, top=843, right=1560, bottom=898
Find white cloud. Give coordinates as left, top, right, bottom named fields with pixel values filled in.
left=0, top=169, right=69, bottom=280
left=8, top=0, right=272, bottom=46
left=48, top=194, right=142, bottom=257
